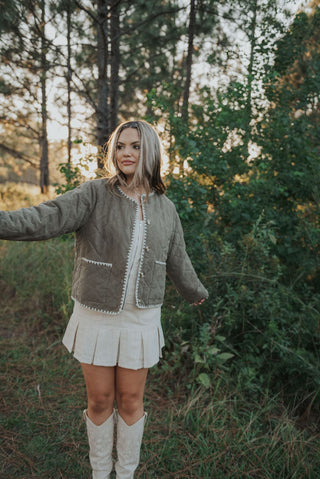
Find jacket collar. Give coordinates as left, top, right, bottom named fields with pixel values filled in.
left=116, top=185, right=155, bottom=203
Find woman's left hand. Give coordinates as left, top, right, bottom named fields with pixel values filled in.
left=193, top=298, right=206, bottom=306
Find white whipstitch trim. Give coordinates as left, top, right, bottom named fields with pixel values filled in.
left=136, top=302, right=163, bottom=309
left=117, top=185, right=155, bottom=203
left=135, top=200, right=148, bottom=306
left=117, top=185, right=139, bottom=204
left=113, top=186, right=158, bottom=309
left=117, top=185, right=141, bottom=310
left=82, top=257, right=112, bottom=267
left=119, top=208, right=139, bottom=311
left=71, top=296, right=120, bottom=315
left=71, top=296, right=162, bottom=314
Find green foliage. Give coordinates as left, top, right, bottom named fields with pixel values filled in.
left=0, top=0, right=21, bottom=36
left=253, top=5, right=320, bottom=279
left=192, top=327, right=235, bottom=389
left=54, top=162, right=83, bottom=194
left=54, top=141, right=97, bottom=195
left=160, top=206, right=320, bottom=401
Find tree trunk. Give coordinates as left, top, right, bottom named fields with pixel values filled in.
left=110, top=0, right=120, bottom=133
left=180, top=0, right=196, bottom=175
left=40, top=0, right=49, bottom=194
left=96, top=0, right=109, bottom=168
left=66, top=0, right=72, bottom=165
left=245, top=0, right=258, bottom=157
left=182, top=0, right=196, bottom=124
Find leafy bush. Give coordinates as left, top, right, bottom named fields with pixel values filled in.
left=163, top=175, right=320, bottom=405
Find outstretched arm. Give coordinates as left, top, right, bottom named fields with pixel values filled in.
left=0, top=181, right=97, bottom=241
left=166, top=209, right=209, bottom=304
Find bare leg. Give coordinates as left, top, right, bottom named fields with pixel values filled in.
left=81, top=363, right=116, bottom=425
left=115, top=366, right=148, bottom=425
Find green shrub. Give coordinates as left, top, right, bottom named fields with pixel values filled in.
left=161, top=196, right=320, bottom=405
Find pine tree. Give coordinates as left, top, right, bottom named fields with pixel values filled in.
left=0, top=0, right=54, bottom=192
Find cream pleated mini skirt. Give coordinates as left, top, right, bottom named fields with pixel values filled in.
left=62, top=220, right=165, bottom=370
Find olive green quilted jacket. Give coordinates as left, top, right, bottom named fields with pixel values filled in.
left=0, top=179, right=208, bottom=313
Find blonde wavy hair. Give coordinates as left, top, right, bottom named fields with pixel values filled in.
left=105, top=120, right=166, bottom=195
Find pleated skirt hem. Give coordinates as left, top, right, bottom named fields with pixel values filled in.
left=62, top=307, right=165, bottom=370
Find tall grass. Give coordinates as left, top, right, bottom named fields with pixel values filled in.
left=1, top=238, right=320, bottom=478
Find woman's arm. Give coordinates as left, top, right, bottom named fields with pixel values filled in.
left=0, top=181, right=97, bottom=241
left=166, top=209, right=209, bottom=304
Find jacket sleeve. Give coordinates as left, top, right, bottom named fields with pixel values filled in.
left=0, top=181, right=97, bottom=241
left=166, top=209, right=209, bottom=303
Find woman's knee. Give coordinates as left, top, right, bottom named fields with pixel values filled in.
left=88, top=391, right=115, bottom=414
left=116, top=391, right=143, bottom=415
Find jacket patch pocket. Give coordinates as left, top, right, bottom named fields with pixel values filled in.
left=78, top=257, right=112, bottom=304
left=148, top=260, right=167, bottom=303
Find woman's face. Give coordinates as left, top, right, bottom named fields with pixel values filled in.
left=116, top=127, right=140, bottom=184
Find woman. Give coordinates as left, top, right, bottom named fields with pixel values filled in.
left=0, top=120, right=208, bottom=478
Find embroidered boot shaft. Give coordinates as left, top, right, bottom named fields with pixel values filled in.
left=84, top=409, right=115, bottom=479
left=115, top=411, right=147, bottom=479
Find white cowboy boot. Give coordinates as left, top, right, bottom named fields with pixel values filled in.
left=83, top=409, right=115, bottom=479
left=115, top=412, right=147, bottom=479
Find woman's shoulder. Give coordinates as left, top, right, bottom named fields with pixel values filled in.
left=79, top=177, right=113, bottom=195
left=153, top=190, right=173, bottom=204
left=65, top=178, right=114, bottom=206
left=88, top=177, right=109, bottom=188
left=153, top=192, right=177, bottom=212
